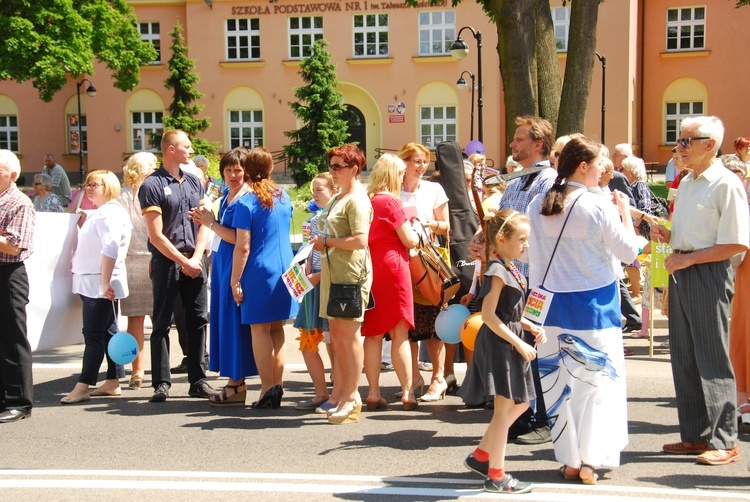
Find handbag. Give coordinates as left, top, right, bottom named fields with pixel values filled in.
left=409, top=220, right=461, bottom=307
left=325, top=243, right=370, bottom=319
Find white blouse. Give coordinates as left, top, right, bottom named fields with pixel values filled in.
left=71, top=200, right=133, bottom=299
left=527, top=189, right=638, bottom=293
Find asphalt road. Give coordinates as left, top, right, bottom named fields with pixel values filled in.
left=2, top=314, right=750, bottom=501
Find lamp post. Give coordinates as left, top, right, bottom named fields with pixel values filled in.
left=451, top=27, right=483, bottom=143
left=76, top=78, right=96, bottom=184
left=595, top=52, right=606, bottom=144
left=456, top=71, right=476, bottom=141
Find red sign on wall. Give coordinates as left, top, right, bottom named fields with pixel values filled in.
left=389, top=115, right=405, bottom=124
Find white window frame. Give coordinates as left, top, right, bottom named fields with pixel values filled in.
left=131, top=111, right=163, bottom=152
left=666, top=6, right=706, bottom=51
left=551, top=7, right=571, bottom=52
left=665, top=101, right=704, bottom=144
left=353, top=13, right=389, bottom=58
left=67, top=114, right=86, bottom=154
left=288, top=16, right=323, bottom=59
left=418, top=10, right=455, bottom=56
left=229, top=110, right=264, bottom=149
left=139, top=22, right=161, bottom=63
left=419, top=105, right=457, bottom=149
left=0, top=115, right=18, bottom=153
left=226, top=18, right=261, bottom=61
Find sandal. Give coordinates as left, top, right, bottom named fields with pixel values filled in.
left=209, top=382, right=247, bottom=407
left=579, top=463, right=598, bottom=485
left=558, top=465, right=579, bottom=481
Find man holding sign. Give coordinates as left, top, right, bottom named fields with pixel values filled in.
left=652, top=116, right=749, bottom=466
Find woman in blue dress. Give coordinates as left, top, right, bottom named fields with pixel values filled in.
left=230, top=148, right=298, bottom=409
left=190, top=148, right=258, bottom=406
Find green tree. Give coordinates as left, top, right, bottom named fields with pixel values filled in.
left=150, top=21, right=217, bottom=155
left=284, top=39, right=350, bottom=187
left=0, top=0, right=157, bottom=102
left=407, top=0, right=602, bottom=144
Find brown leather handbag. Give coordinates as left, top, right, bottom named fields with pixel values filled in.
left=409, top=223, right=460, bottom=307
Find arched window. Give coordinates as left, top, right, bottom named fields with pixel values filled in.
left=0, top=95, right=19, bottom=153
left=416, top=82, right=458, bottom=149
left=224, top=87, right=264, bottom=149
left=126, top=89, right=166, bottom=152
left=662, top=78, right=708, bottom=144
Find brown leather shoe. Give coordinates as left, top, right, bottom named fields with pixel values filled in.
left=696, top=445, right=740, bottom=465
left=662, top=441, right=708, bottom=454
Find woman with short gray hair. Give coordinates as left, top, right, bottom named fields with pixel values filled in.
left=32, top=173, right=65, bottom=212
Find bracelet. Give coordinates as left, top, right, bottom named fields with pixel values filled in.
left=209, top=221, right=215, bottom=230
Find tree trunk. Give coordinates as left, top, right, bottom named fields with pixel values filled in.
left=556, top=0, right=600, bottom=136
left=533, top=0, right=562, bottom=133
left=490, top=0, right=538, bottom=149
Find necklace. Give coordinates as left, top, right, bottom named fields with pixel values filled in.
left=493, top=252, right=526, bottom=290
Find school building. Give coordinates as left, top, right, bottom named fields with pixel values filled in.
left=0, top=0, right=748, bottom=182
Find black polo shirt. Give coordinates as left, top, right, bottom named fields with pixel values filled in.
left=139, top=166, right=204, bottom=255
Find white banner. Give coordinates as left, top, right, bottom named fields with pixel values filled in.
left=26, top=213, right=83, bottom=351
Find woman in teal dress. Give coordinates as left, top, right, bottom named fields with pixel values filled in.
left=230, top=148, right=298, bottom=409
left=190, top=148, right=258, bottom=406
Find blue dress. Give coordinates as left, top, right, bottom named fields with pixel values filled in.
left=209, top=190, right=258, bottom=381
left=235, top=191, right=299, bottom=324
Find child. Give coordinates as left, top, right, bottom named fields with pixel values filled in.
left=458, top=209, right=545, bottom=494
left=293, top=173, right=337, bottom=412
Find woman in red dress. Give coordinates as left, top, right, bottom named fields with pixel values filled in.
left=362, top=154, right=419, bottom=410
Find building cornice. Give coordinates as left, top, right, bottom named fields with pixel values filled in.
left=660, top=50, right=711, bottom=59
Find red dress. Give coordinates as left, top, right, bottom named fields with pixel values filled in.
left=362, top=194, right=414, bottom=337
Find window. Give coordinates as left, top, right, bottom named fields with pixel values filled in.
left=0, top=115, right=18, bottom=153
left=353, top=14, right=389, bottom=57
left=289, top=16, right=323, bottom=59
left=226, top=18, right=261, bottom=60
left=418, top=10, right=455, bottom=56
left=229, top=110, right=263, bottom=149
left=68, top=115, right=86, bottom=154
left=665, top=101, right=704, bottom=143
left=139, top=22, right=161, bottom=63
left=420, top=106, right=456, bottom=149
left=552, top=7, right=571, bottom=52
left=666, top=7, right=705, bottom=51
left=131, top=111, right=163, bottom=152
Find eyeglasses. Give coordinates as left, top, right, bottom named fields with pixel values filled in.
left=33, top=182, right=42, bottom=186
left=84, top=182, right=104, bottom=189
left=328, top=163, right=352, bottom=172
left=676, top=136, right=710, bottom=148
left=408, top=159, right=429, bottom=166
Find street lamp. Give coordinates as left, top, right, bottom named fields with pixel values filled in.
left=595, top=52, right=606, bottom=144
left=76, top=78, right=96, bottom=183
left=456, top=71, right=476, bottom=141
left=451, top=26, right=483, bottom=143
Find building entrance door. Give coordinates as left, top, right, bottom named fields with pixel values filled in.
left=343, top=105, right=366, bottom=158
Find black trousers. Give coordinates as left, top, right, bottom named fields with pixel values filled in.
left=79, top=295, right=119, bottom=385
left=619, top=278, right=641, bottom=326
left=150, top=252, right=208, bottom=388
left=0, top=263, right=33, bottom=412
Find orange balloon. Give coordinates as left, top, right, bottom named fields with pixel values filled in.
left=461, top=313, right=483, bottom=351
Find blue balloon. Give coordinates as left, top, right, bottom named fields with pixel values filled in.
left=108, top=332, right=139, bottom=365
left=435, top=304, right=471, bottom=344
left=465, top=140, right=486, bottom=156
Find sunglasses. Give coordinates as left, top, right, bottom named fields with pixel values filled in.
left=676, top=136, right=710, bottom=148
left=329, top=163, right=352, bottom=172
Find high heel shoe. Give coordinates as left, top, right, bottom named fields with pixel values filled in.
left=365, top=397, right=388, bottom=411
left=128, top=374, right=144, bottom=390
left=251, top=387, right=277, bottom=409
left=272, top=384, right=283, bottom=409
left=328, top=400, right=362, bottom=424
left=445, top=374, right=459, bottom=394
left=402, top=398, right=418, bottom=411
left=395, top=376, right=425, bottom=399
left=209, top=382, right=247, bottom=407
left=419, top=377, right=447, bottom=402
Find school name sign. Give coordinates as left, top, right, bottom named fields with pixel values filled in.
left=231, top=0, right=446, bottom=16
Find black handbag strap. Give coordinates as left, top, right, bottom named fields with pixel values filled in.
left=540, top=191, right=585, bottom=288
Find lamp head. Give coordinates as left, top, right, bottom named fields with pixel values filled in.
left=456, top=77, right=468, bottom=90
left=85, top=84, right=97, bottom=98
left=450, top=38, right=469, bottom=59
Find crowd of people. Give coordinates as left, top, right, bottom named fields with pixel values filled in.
left=0, top=115, right=749, bottom=494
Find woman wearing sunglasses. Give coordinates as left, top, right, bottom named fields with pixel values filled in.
left=310, top=144, right=373, bottom=424
left=61, top=170, right=132, bottom=404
